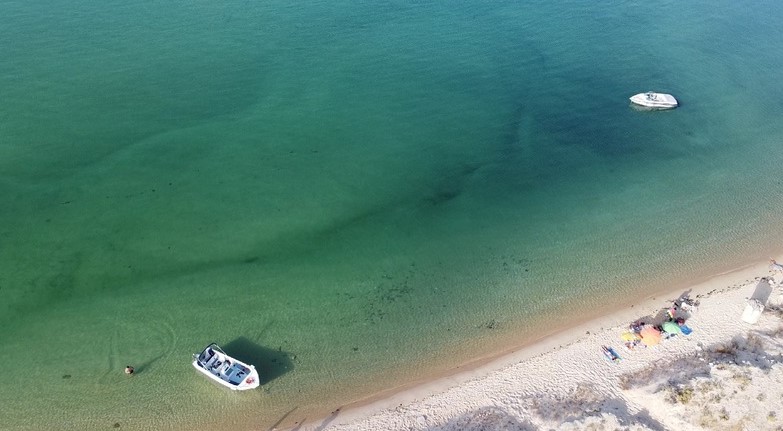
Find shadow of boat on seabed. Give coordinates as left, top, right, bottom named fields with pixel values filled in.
left=222, top=336, right=294, bottom=385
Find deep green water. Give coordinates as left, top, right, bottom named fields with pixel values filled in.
left=2, top=0, right=783, bottom=429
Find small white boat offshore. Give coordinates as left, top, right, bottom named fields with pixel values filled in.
left=192, top=343, right=260, bottom=390
left=629, top=92, right=678, bottom=109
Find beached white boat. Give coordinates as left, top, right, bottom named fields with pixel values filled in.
left=192, top=343, right=260, bottom=390
left=629, top=92, right=678, bottom=109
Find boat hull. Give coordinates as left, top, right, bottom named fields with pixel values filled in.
left=629, top=92, right=678, bottom=110
left=192, top=343, right=261, bottom=391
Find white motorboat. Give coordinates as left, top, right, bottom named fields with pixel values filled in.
left=192, top=343, right=260, bottom=390
left=629, top=92, right=678, bottom=109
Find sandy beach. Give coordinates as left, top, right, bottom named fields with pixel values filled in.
left=293, top=259, right=783, bottom=431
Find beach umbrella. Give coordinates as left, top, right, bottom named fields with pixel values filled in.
left=621, top=332, right=640, bottom=341
left=662, top=321, right=682, bottom=335
left=639, top=326, right=661, bottom=346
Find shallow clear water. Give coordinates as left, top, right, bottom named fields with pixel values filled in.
left=2, top=0, right=783, bottom=429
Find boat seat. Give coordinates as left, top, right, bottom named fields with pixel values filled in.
left=200, top=349, right=216, bottom=364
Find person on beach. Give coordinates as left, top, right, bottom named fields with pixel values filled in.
left=124, top=365, right=134, bottom=375
left=771, top=259, right=783, bottom=285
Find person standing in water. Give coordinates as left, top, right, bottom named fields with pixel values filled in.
left=124, top=365, right=135, bottom=375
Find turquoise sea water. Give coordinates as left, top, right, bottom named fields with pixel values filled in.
left=2, top=0, right=783, bottom=429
